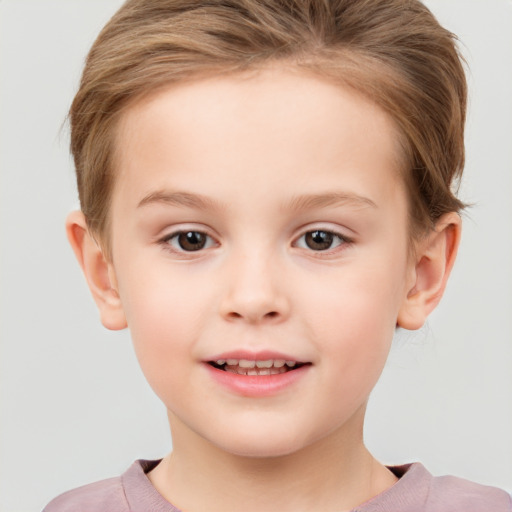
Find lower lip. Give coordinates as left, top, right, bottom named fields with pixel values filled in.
left=204, top=363, right=310, bottom=397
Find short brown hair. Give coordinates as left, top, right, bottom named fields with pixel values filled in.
left=70, top=0, right=467, bottom=252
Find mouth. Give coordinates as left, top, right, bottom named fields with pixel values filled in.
left=208, top=358, right=310, bottom=376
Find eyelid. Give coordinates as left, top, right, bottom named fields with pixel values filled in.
left=156, top=221, right=219, bottom=241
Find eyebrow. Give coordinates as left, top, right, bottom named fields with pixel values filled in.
left=137, top=190, right=226, bottom=211
left=137, top=189, right=377, bottom=212
left=284, top=192, right=377, bottom=211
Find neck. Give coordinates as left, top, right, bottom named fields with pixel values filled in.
left=148, top=408, right=397, bottom=512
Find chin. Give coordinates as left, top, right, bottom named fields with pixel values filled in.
left=207, top=426, right=314, bottom=459
left=220, top=441, right=302, bottom=459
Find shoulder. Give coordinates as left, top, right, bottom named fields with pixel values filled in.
left=426, top=471, right=512, bottom=512
left=42, top=475, right=128, bottom=512
left=359, top=463, right=511, bottom=512
left=42, top=460, right=169, bottom=512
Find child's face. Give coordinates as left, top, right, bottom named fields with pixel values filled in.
left=107, top=66, right=416, bottom=457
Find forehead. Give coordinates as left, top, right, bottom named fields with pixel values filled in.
left=112, top=65, right=405, bottom=212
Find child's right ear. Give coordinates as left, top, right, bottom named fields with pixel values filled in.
left=66, top=211, right=127, bottom=331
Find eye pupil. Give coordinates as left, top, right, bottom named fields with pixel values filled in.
left=178, top=231, right=206, bottom=251
left=305, top=230, right=334, bottom=250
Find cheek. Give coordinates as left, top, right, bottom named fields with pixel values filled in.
left=301, top=259, right=406, bottom=388
left=305, top=259, right=405, bottom=338
left=115, top=262, right=212, bottom=385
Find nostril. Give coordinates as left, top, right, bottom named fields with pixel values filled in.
left=227, top=311, right=278, bottom=320
left=222, top=308, right=284, bottom=323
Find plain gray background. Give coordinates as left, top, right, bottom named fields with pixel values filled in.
left=1, top=1, right=511, bottom=510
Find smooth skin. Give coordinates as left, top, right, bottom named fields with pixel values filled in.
left=67, top=64, right=460, bottom=512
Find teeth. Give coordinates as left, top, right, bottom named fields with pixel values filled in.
left=256, top=360, right=273, bottom=368
left=216, top=358, right=300, bottom=370
left=224, top=365, right=289, bottom=376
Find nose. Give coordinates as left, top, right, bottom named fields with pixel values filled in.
left=219, top=250, right=290, bottom=325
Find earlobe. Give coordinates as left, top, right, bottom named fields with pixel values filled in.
left=66, top=211, right=127, bottom=330
left=397, top=212, right=461, bottom=330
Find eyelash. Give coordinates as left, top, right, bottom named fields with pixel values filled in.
left=159, top=228, right=352, bottom=255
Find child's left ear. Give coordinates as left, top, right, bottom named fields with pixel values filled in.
left=397, top=212, right=461, bottom=330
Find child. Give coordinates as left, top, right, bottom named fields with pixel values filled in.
left=43, top=0, right=511, bottom=510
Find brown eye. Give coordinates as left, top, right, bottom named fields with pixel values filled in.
left=295, top=230, right=348, bottom=252
left=167, top=231, right=214, bottom=252
left=305, top=230, right=334, bottom=250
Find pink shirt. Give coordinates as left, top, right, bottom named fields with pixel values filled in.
left=44, top=459, right=511, bottom=512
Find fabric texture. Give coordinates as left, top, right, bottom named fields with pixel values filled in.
left=43, top=459, right=511, bottom=512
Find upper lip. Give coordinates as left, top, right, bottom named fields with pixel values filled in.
left=205, top=350, right=309, bottom=364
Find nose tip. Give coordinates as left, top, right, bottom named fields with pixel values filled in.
left=219, top=265, right=290, bottom=324
left=218, top=245, right=291, bottom=324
